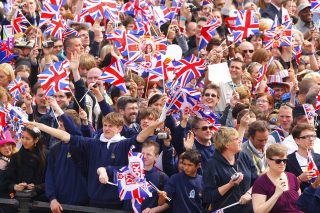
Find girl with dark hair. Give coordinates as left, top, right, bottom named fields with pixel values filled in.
left=4, top=127, right=47, bottom=201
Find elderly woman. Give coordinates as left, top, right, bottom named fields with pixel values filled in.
left=0, top=131, right=16, bottom=197
left=252, top=144, right=302, bottom=213
left=0, top=63, right=15, bottom=88
left=286, top=124, right=320, bottom=191
left=203, top=127, right=258, bottom=212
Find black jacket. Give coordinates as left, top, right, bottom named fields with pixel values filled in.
left=4, top=147, right=47, bottom=197
left=203, top=150, right=258, bottom=213
left=286, top=151, right=320, bottom=191
left=260, top=3, right=283, bottom=24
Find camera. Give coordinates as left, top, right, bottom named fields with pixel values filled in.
left=18, top=3, right=26, bottom=9
left=42, top=40, right=54, bottom=48
left=157, top=132, right=169, bottom=140
left=230, top=172, right=240, bottom=181
left=189, top=4, right=201, bottom=12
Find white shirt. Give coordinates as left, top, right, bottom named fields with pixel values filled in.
left=281, top=135, right=320, bottom=154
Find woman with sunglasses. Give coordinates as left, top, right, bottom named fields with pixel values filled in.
left=201, top=84, right=221, bottom=114
left=252, top=144, right=302, bottom=213
left=286, top=123, right=320, bottom=191
left=203, top=127, right=258, bottom=212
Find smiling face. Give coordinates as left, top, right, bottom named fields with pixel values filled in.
left=0, top=143, right=14, bottom=158
left=201, top=88, right=219, bottom=109
left=102, top=121, right=123, bottom=139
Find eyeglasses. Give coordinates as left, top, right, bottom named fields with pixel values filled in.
left=195, top=126, right=214, bottom=131
left=256, top=99, right=269, bottom=104
left=269, top=158, right=288, bottom=164
left=54, top=45, right=63, bottom=48
left=204, top=93, right=217, bottom=98
left=280, top=102, right=294, bottom=109
left=242, top=50, right=254, bottom=53
left=299, top=135, right=317, bottom=140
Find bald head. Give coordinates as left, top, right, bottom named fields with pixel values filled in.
left=186, top=22, right=197, bottom=37
left=86, top=68, right=102, bottom=85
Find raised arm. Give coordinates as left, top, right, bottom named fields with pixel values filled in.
left=25, top=122, right=71, bottom=143
left=136, top=121, right=164, bottom=143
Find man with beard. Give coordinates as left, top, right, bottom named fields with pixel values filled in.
left=117, top=96, right=140, bottom=134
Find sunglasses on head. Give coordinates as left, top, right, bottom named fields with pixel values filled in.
left=204, top=93, right=217, bottom=98
left=196, top=126, right=214, bottom=131
left=243, top=49, right=254, bottom=53
left=269, top=158, right=288, bottom=164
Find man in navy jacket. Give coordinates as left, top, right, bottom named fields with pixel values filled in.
left=26, top=112, right=163, bottom=209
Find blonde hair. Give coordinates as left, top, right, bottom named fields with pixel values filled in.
left=236, top=85, right=251, bottom=100
left=0, top=63, right=15, bottom=82
left=214, top=127, right=238, bottom=152
left=102, top=112, right=124, bottom=127
left=79, top=53, right=96, bottom=70
left=304, top=72, right=320, bottom=83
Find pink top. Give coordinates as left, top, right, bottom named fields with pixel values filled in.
left=252, top=172, right=303, bottom=213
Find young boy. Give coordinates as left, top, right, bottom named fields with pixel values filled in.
left=159, top=150, right=203, bottom=213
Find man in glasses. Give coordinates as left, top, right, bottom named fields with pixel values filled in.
left=241, top=120, right=270, bottom=175
left=190, top=117, right=215, bottom=172
left=281, top=105, right=320, bottom=155
left=238, top=41, right=255, bottom=66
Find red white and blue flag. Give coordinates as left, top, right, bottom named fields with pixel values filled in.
left=117, top=146, right=153, bottom=213
left=233, top=10, right=259, bottom=43
left=3, top=103, right=28, bottom=139
left=199, top=18, right=221, bottom=51
left=99, top=59, right=128, bottom=93
left=153, top=6, right=174, bottom=27
left=84, top=0, right=118, bottom=21
left=302, top=104, right=317, bottom=118
left=292, top=45, right=302, bottom=65
left=0, top=108, right=6, bottom=140
left=7, top=76, right=26, bottom=101
left=106, top=29, right=128, bottom=56
left=62, top=27, right=79, bottom=41
left=172, top=55, right=206, bottom=87
left=253, top=57, right=274, bottom=94
left=311, top=0, right=320, bottom=13
left=308, top=154, right=319, bottom=180
left=38, top=60, right=70, bottom=96
left=263, top=16, right=292, bottom=49
left=45, top=15, right=66, bottom=38
left=316, top=91, right=320, bottom=112
left=0, top=40, right=15, bottom=63
left=39, top=2, right=59, bottom=27
left=13, top=13, right=30, bottom=34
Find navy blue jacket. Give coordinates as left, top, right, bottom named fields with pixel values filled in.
left=194, top=139, right=214, bottom=173
left=296, top=186, right=320, bottom=213
left=162, top=145, right=179, bottom=177
left=164, top=172, right=203, bottom=213
left=203, top=150, right=258, bottom=212
left=142, top=167, right=169, bottom=210
left=69, top=135, right=140, bottom=205
left=45, top=143, right=89, bottom=204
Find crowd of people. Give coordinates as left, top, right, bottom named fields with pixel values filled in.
left=0, top=0, right=320, bottom=212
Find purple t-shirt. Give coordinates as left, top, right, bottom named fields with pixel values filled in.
left=252, top=172, right=303, bottom=213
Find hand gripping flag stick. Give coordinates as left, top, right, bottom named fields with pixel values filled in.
left=148, top=181, right=171, bottom=202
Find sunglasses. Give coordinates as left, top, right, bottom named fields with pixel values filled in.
left=195, top=126, right=214, bottom=131
left=204, top=93, right=217, bottom=98
left=269, top=158, right=288, bottom=164
left=243, top=50, right=254, bottom=53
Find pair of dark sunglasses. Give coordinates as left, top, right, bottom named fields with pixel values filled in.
left=195, top=126, right=214, bottom=131
left=269, top=158, right=288, bottom=164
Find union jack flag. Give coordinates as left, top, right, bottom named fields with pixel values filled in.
left=171, top=0, right=182, bottom=19
left=233, top=10, right=259, bottom=43
left=311, top=0, right=320, bottom=13
left=120, top=1, right=134, bottom=15
left=45, top=15, right=66, bottom=38
left=0, top=40, right=15, bottom=63
left=263, top=16, right=292, bottom=49
left=308, top=154, right=319, bottom=181
left=7, top=76, right=26, bottom=101
left=302, top=104, right=317, bottom=118
left=84, top=0, right=118, bottom=21
left=212, top=209, right=224, bottom=213
left=224, top=17, right=236, bottom=31
left=172, top=55, right=206, bottom=87
left=253, top=57, right=273, bottom=95
left=199, top=18, right=221, bottom=51
left=38, top=61, right=70, bottom=96
left=0, top=109, right=6, bottom=140
left=4, top=103, right=28, bottom=139
left=73, top=7, right=89, bottom=22
left=99, top=60, right=128, bottom=93
left=134, top=14, right=151, bottom=34
left=106, top=29, right=128, bottom=55
left=153, top=6, right=174, bottom=27
left=292, top=45, right=302, bottom=65
left=117, top=146, right=153, bottom=212
left=316, top=91, right=320, bottom=112
left=13, top=13, right=30, bottom=34
left=39, top=2, right=59, bottom=27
